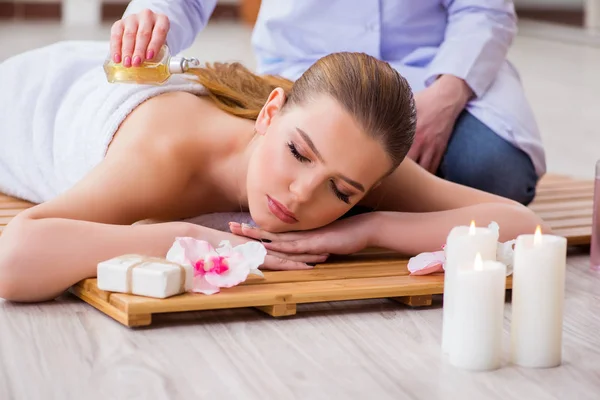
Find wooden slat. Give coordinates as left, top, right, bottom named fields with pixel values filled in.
left=537, top=174, right=575, bottom=184
left=0, top=209, right=29, bottom=217
left=242, top=262, right=410, bottom=285
left=537, top=178, right=593, bottom=188
left=551, top=226, right=592, bottom=246
left=529, top=192, right=593, bottom=204
left=529, top=200, right=593, bottom=213
left=255, top=304, right=297, bottom=317
left=535, top=183, right=594, bottom=195
left=536, top=208, right=593, bottom=221
left=547, top=217, right=592, bottom=230
left=0, top=216, right=14, bottom=225
left=0, top=201, right=33, bottom=210
left=391, top=295, right=433, bottom=307
left=70, top=285, right=152, bottom=327
left=533, top=188, right=594, bottom=200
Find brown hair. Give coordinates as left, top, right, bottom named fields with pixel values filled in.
left=190, top=52, right=416, bottom=169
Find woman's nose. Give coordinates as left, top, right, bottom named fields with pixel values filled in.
left=289, top=175, right=318, bottom=204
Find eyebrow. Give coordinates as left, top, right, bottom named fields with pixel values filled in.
left=295, top=127, right=366, bottom=192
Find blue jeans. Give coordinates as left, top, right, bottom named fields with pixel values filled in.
left=436, top=111, right=538, bottom=205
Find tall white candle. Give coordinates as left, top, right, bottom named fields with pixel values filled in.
left=449, top=254, right=507, bottom=370
left=510, top=227, right=567, bottom=368
left=442, top=221, right=498, bottom=353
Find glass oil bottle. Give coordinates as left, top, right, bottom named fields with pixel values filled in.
left=103, top=45, right=201, bottom=85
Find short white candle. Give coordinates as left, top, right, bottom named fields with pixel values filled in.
left=510, top=227, right=567, bottom=368
left=449, top=253, right=507, bottom=371
left=442, top=221, right=499, bottom=353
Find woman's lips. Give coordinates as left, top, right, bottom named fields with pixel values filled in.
left=267, top=195, right=298, bottom=224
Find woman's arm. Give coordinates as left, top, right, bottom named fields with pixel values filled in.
left=233, top=158, right=550, bottom=257
left=0, top=104, right=210, bottom=302
left=361, top=158, right=550, bottom=247
left=361, top=157, right=518, bottom=212
left=230, top=202, right=549, bottom=259
left=365, top=204, right=549, bottom=255
left=0, top=93, right=313, bottom=303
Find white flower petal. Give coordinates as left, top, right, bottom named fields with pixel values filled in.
left=487, top=221, right=500, bottom=235
left=408, top=250, right=446, bottom=274
left=497, top=240, right=516, bottom=276
left=232, top=241, right=267, bottom=270
left=166, top=237, right=217, bottom=267
left=192, top=275, right=220, bottom=295
left=216, top=240, right=234, bottom=257
left=249, top=268, right=264, bottom=278
left=205, top=265, right=250, bottom=288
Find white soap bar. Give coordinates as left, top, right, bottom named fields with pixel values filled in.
left=97, top=254, right=194, bottom=299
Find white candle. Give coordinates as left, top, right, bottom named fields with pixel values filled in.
left=442, top=221, right=499, bottom=353
left=510, top=227, right=567, bottom=368
left=449, top=253, right=507, bottom=370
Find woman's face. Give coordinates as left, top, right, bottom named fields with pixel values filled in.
left=246, top=91, right=392, bottom=232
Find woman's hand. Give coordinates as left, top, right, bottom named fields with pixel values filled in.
left=228, top=214, right=375, bottom=257
left=110, top=9, right=170, bottom=67
left=201, top=226, right=328, bottom=271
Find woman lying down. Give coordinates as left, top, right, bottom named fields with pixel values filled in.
left=0, top=41, right=548, bottom=302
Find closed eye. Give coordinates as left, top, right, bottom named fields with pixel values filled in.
left=330, top=181, right=351, bottom=204
left=288, top=141, right=352, bottom=204
left=288, top=142, right=310, bottom=162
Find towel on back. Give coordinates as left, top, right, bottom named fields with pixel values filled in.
left=0, top=40, right=206, bottom=204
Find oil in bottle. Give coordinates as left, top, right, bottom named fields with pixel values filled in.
left=103, top=45, right=200, bottom=85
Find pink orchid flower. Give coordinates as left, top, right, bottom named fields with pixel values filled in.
left=166, top=238, right=266, bottom=295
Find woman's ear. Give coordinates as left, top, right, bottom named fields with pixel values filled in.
left=255, top=88, right=286, bottom=135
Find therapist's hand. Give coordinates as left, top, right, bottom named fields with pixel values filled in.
left=110, top=9, right=170, bottom=68
left=407, top=75, right=473, bottom=174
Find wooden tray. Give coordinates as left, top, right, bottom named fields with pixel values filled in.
left=68, top=258, right=514, bottom=327
left=0, top=173, right=594, bottom=327
left=529, top=174, right=595, bottom=245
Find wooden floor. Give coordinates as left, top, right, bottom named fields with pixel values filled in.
left=0, top=250, right=598, bottom=399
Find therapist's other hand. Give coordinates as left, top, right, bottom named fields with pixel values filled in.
left=407, top=75, right=473, bottom=174
left=110, top=9, right=170, bottom=68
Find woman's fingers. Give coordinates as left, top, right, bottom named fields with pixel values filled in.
left=263, top=239, right=314, bottom=254
left=229, top=222, right=325, bottom=255
left=229, top=222, right=278, bottom=242
left=132, top=10, right=155, bottom=66
left=267, top=250, right=328, bottom=264
left=110, top=20, right=125, bottom=63
left=261, top=255, right=315, bottom=271
left=121, top=15, right=139, bottom=67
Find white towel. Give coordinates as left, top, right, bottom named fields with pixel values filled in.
left=0, top=40, right=207, bottom=204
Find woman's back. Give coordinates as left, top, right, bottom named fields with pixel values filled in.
left=107, top=89, right=257, bottom=221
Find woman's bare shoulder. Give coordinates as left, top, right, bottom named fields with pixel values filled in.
left=109, top=91, right=214, bottom=155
